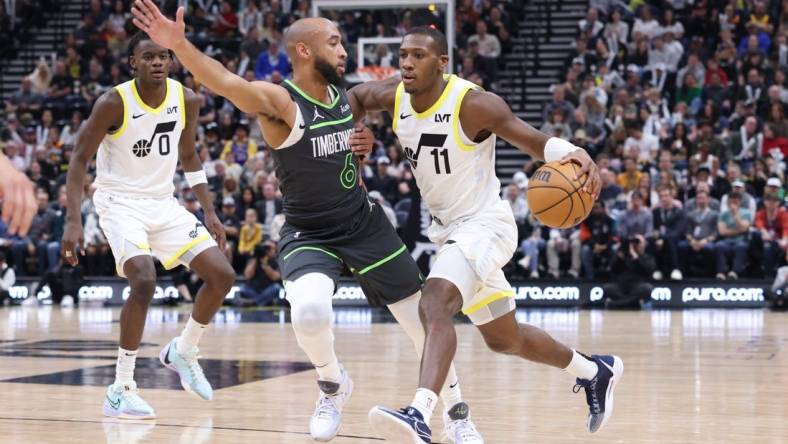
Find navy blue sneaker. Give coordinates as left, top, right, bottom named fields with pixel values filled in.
left=369, top=405, right=432, bottom=443
left=573, top=354, right=624, bottom=433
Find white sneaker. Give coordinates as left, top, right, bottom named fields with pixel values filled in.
left=529, top=269, right=539, bottom=279
left=310, top=366, right=354, bottom=441
left=728, top=271, right=738, bottom=279
left=670, top=269, right=683, bottom=280
left=517, top=256, right=530, bottom=270
left=103, top=381, right=156, bottom=419
left=716, top=273, right=726, bottom=280
left=442, top=402, right=484, bottom=444
left=652, top=271, right=663, bottom=280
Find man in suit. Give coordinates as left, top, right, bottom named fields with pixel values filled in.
left=651, top=186, right=687, bottom=280
left=679, top=190, right=719, bottom=276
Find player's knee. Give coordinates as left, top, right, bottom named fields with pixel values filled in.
left=207, top=261, right=235, bottom=293
left=288, top=273, right=334, bottom=337
left=128, top=274, right=157, bottom=303
left=483, top=333, right=516, bottom=355
left=418, top=281, right=461, bottom=324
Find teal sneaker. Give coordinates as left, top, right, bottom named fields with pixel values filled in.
left=103, top=381, right=156, bottom=419
left=159, top=337, right=213, bottom=400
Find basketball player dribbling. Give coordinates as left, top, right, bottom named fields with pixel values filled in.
left=130, top=2, right=484, bottom=442
left=62, top=32, right=237, bottom=419
left=348, top=27, right=624, bottom=442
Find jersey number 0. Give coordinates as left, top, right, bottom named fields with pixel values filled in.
left=132, top=121, right=177, bottom=158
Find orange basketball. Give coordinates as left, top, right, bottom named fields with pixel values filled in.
left=526, top=161, right=595, bottom=229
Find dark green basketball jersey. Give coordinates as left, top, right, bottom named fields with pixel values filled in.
left=272, top=80, right=366, bottom=230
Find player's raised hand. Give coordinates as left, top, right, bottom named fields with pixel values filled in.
left=350, top=123, right=375, bottom=158
left=560, top=148, right=601, bottom=199
left=203, top=211, right=227, bottom=253
left=131, top=0, right=186, bottom=50
left=0, top=155, right=36, bottom=236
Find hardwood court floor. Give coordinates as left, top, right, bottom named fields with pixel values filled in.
left=0, top=306, right=786, bottom=443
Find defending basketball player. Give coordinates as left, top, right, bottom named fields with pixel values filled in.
left=62, top=32, right=237, bottom=419
left=347, top=28, right=623, bottom=442
left=130, top=2, right=483, bottom=442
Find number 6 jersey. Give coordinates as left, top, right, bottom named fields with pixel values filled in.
left=392, top=74, right=501, bottom=226
left=96, top=78, right=186, bottom=198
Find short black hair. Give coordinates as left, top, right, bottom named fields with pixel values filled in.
left=127, top=31, right=174, bottom=61
left=404, top=26, right=448, bottom=56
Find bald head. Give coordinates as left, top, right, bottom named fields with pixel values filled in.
left=285, top=17, right=337, bottom=59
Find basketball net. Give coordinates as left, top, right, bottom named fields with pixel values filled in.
left=355, top=66, right=399, bottom=82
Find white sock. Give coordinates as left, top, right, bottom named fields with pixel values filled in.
left=315, top=358, right=342, bottom=382
left=178, top=316, right=207, bottom=353
left=115, top=347, right=137, bottom=385
left=564, top=350, right=598, bottom=380
left=411, top=388, right=438, bottom=424
left=441, top=369, right=463, bottom=412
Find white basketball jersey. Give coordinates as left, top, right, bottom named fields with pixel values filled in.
left=96, top=78, right=186, bottom=198
left=393, top=74, right=501, bottom=225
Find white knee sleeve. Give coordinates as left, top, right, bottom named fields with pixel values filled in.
left=387, top=291, right=462, bottom=410
left=286, top=273, right=337, bottom=368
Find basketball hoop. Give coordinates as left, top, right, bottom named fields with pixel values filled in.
left=355, top=66, right=400, bottom=82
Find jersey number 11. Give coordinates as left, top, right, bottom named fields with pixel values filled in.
left=419, top=133, right=451, bottom=175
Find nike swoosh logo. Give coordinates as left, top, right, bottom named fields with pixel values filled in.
left=163, top=345, right=172, bottom=365
left=449, top=382, right=458, bottom=389
left=132, top=113, right=145, bottom=119
left=106, top=396, right=121, bottom=410
left=400, top=113, right=412, bottom=119
left=298, top=123, right=306, bottom=129
left=601, top=360, right=615, bottom=373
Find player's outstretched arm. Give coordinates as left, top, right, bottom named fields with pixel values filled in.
left=131, top=0, right=292, bottom=120
left=179, top=88, right=227, bottom=251
left=63, top=90, right=123, bottom=265
left=463, top=90, right=601, bottom=197
left=347, top=76, right=400, bottom=121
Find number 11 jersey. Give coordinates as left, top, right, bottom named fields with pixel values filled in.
left=392, top=74, right=501, bottom=226
left=96, top=78, right=186, bottom=198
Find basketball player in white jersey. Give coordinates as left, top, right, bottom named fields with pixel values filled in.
left=62, top=32, right=237, bottom=419
left=130, top=2, right=483, bottom=442
left=348, top=27, right=624, bottom=442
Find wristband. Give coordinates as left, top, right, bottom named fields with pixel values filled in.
left=185, top=170, right=208, bottom=188
left=544, top=137, right=580, bottom=162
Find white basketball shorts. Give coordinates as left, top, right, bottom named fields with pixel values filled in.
left=93, top=190, right=216, bottom=277
left=427, top=199, right=518, bottom=325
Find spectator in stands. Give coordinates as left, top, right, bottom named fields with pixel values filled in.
left=6, top=78, right=42, bottom=115
left=467, top=20, right=500, bottom=85
left=0, top=251, right=15, bottom=306
left=366, top=157, right=399, bottom=205
left=602, top=234, right=655, bottom=309
left=624, top=121, right=659, bottom=163
left=11, top=189, right=56, bottom=276
left=721, top=179, right=757, bottom=215
left=219, top=196, right=240, bottom=266
left=716, top=192, right=753, bottom=279
left=540, top=110, right=572, bottom=140
left=238, top=208, right=264, bottom=261
left=756, top=192, right=788, bottom=277
left=579, top=7, right=604, bottom=38
left=221, top=121, right=257, bottom=165
left=254, top=182, right=282, bottom=234
left=651, top=186, right=686, bottom=280
left=618, top=191, right=654, bottom=240
left=237, top=240, right=282, bottom=306
left=546, top=227, right=581, bottom=279
left=255, top=38, right=290, bottom=81
left=543, top=85, right=575, bottom=124
left=633, top=6, right=660, bottom=40
left=679, top=190, right=718, bottom=276
left=580, top=201, right=615, bottom=279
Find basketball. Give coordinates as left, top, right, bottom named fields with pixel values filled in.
left=526, top=161, right=594, bottom=229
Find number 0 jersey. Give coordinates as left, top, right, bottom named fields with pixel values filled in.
left=392, top=74, right=501, bottom=226
left=95, top=78, right=186, bottom=198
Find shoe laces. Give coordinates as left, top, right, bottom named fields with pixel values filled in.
left=118, top=385, right=148, bottom=410
left=449, top=418, right=480, bottom=440
left=314, top=393, right=340, bottom=419
left=573, top=378, right=601, bottom=414
left=180, top=347, right=206, bottom=382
